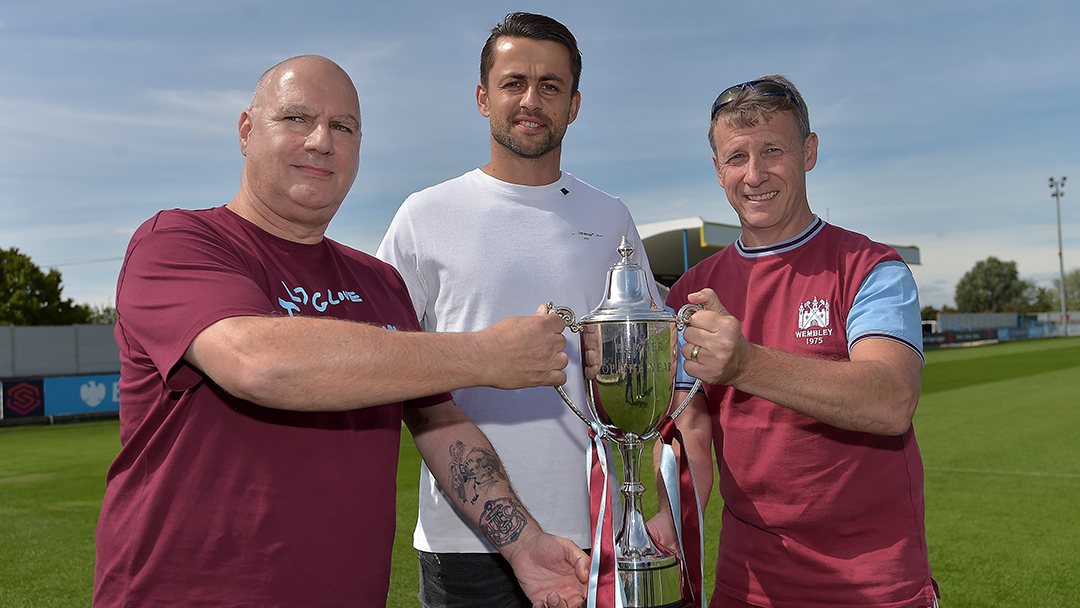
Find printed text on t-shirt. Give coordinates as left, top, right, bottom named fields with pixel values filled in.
left=277, top=280, right=363, bottom=316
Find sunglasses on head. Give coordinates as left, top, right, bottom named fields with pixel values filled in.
left=710, top=79, right=800, bottom=120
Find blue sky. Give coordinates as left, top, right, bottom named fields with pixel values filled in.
left=2, top=0, right=1078, bottom=309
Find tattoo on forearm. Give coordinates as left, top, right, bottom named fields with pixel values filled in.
left=479, top=497, right=527, bottom=547
left=449, top=441, right=507, bottom=505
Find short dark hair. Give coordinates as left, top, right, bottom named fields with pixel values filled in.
left=480, top=12, right=582, bottom=96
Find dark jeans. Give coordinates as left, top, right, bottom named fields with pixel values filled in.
left=417, top=550, right=531, bottom=608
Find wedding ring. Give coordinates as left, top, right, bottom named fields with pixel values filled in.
left=691, top=345, right=700, bottom=362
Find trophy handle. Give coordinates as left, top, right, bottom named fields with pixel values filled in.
left=546, top=302, right=581, bottom=333
left=668, top=378, right=703, bottom=421
left=554, top=385, right=597, bottom=429
left=675, top=302, right=703, bottom=329
left=546, top=303, right=594, bottom=429
left=669, top=302, right=705, bottom=421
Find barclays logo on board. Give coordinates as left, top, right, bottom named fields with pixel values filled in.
left=80, top=380, right=109, bottom=407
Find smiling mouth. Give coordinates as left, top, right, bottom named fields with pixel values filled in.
left=515, top=114, right=547, bottom=130
left=746, top=192, right=778, bottom=202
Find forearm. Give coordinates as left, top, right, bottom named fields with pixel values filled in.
left=681, top=288, right=922, bottom=437
left=649, top=393, right=713, bottom=554
left=187, top=316, right=488, bottom=410
left=405, top=403, right=544, bottom=559
left=185, top=313, right=565, bottom=411
left=654, top=394, right=714, bottom=515
left=732, top=339, right=922, bottom=435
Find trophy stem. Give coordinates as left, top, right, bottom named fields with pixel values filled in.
left=614, top=438, right=681, bottom=607
left=616, top=439, right=649, bottom=556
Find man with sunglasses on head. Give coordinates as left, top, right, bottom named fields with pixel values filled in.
left=651, top=76, right=939, bottom=607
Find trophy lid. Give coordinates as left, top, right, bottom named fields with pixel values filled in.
left=581, top=236, right=676, bottom=324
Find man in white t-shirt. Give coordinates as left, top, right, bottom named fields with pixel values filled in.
left=377, top=11, right=658, bottom=608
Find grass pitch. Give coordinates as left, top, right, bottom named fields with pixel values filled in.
left=915, top=338, right=1080, bottom=607
left=1, top=336, right=1078, bottom=607
left=0, top=420, right=119, bottom=607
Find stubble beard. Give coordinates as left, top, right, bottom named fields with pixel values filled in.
left=490, top=112, right=567, bottom=159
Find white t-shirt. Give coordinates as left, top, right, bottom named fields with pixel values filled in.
left=377, top=169, right=659, bottom=553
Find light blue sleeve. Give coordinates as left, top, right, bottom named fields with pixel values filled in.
left=667, top=305, right=698, bottom=392
left=847, top=261, right=924, bottom=363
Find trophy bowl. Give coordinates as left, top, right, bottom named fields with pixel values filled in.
left=578, top=319, right=678, bottom=439
left=548, top=236, right=701, bottom=608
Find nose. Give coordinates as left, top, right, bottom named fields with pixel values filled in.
left=744, top=155, right=768, bottom=187
left=520, top=85, right=542, bottom=111
left=305, top=121, right=335, bottom=155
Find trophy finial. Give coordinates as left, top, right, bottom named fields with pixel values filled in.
left=618, top=235, right=634, bottom=261
left=589, top=235, right=661, bottom=320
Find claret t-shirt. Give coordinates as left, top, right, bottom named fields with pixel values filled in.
left=94, top=206, right=448, bottom=608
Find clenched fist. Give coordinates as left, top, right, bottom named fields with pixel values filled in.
left=478, top=305, right=570, bottom=389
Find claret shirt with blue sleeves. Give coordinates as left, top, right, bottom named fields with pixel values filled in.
left=668, top=218, right=937, bottom=608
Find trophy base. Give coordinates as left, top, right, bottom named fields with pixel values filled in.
left=618, top=554, right=683, bottom=608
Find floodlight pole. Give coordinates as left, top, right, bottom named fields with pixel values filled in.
left=1050, top=177, right=1067, bottom=337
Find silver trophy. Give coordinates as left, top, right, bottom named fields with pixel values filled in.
left=548, top=236, right=702, bottom=608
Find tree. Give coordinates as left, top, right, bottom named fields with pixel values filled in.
left=1, top=247, right=92, bottom=325
left=921, top=304, right=957, bottom=320
left=920, top=305, right=939, bottom=321
left=86, top=303, right=118, bottom=325
left=1024, top=284, right=1058, bottom=313
left=954, top=257, right=1031, bottom=313
left=1051, top=268, right=1080, bottom=311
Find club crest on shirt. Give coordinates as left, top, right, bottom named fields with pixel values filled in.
left=795, top=297, right=833, bottom=344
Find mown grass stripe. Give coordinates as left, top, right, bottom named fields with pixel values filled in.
left=925, top=466, right=1080, bottom=479
left=922, top=339, right=1080, bottom=395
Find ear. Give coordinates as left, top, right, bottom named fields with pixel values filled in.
left=238, top=110, right=254, bottom=156
left=476, top=83, right=491, bottom=118
left=803, top=132, right=819, bottom=172
left=712, top=153, right=723, bottom=185
left=567, top=90, right=581, bottom=125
